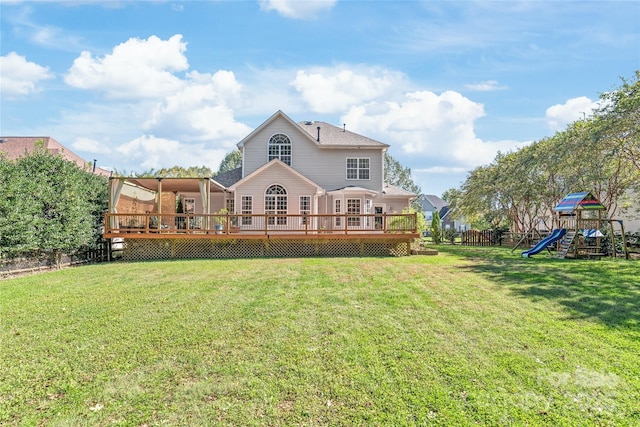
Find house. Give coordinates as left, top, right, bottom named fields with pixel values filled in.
left=0, top=136, right=111, bottom=177
left=416, top=194, right=470, bottom=232
left=104, top=111, right=419, bottom=259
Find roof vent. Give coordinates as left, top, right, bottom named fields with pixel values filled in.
left=316, top=126, right=321, bottom=142
left=304, top=121, right=313, bottom=125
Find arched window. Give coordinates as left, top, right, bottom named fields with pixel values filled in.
left=265, top=185, right=287, bottom=225
left=268, top=134, right=292, bottom=166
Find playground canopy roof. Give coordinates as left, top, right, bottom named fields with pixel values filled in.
left=554, top=192, right=606, bottom=212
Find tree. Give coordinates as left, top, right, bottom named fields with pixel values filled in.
left=153, top=165, right=214, bottom=178
left=596, top=71, right=640, bottom=175
left=384, top=153, right=421, bottom=194
left=0, top=144, right=108, bottom=262
left=384, top=152, right=422, bottom=210
left=431, top=210, right=442, bottom=244
left=216, top=149, right=243, bottom=175
left=451, top=72, right=640, bottom=232
left=115, top=166, right=214, bottom=178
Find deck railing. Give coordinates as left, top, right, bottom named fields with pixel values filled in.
left=104, top=213, right=417, bottom=236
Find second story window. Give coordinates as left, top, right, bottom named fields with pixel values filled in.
left=346, top=158, right=370, bottom=180
left=268, top=134, right=292, bottom=166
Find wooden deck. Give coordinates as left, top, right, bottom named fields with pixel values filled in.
left=104, top=213, right=419, bottom=240
left=105, top=213, right=418, bottom=259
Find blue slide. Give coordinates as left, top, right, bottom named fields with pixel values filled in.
left=521, top=228, right=567, bottom=258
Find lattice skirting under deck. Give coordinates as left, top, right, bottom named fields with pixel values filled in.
left=120, top=238, right=412, bottom=260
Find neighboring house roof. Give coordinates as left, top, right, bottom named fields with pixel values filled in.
left=213, top=167, right=242, bottom=187
left=417, top=194, right=451, bottom=219
left=297, top=121, right=389, bottom=148
left=420, top=194, right=448, bottom=211
left=227, top=159, right=324, bottom=194
left=0, top=136, right=111, bottom=177
left=554, top=191, right=606, bottom=212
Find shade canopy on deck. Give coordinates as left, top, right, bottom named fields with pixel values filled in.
left=553, top=192, right=606, bottom=212
left=108, top=177, right=227, bottom=216
left=123, top=177, right=226, bottom=194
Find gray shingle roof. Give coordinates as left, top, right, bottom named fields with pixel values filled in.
left=383, top=184, right=416, bottom=197
left=297, top=121, right=388, bottom=148
left=213, top=167, right=243, bottom=187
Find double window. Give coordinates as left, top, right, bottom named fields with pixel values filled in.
left=346, top=158, right=370, bottom=180
left=268, top=134, right=292, bottom=166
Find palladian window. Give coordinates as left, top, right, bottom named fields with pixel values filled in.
left=265, top=185, right=287, bottom=225
left=268, top=134, right=292, bottom=166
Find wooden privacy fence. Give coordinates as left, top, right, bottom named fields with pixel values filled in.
left=460, top=230, right=501, bottom=246
left=1, top=240, right=111, bottom=278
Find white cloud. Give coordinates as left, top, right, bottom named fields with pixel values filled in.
left=342, top=90, right=526, bottom=169
left=546, top=96, right=599, bottom=131
left=0, top=52, right=54, bottom=97
left=70, top=137, right=111, bottom=155
left=64, top=34, right=188, bottom=99
left=415, top=166, right=470, bottom=174
left=4, top=5, right=88, bottom=52
left=464, top=80, right=506, bottom=92
left=259, top=0, right=336, bottom=19
left=292, top=66, right=408, bottom=114
left=143, top=70, right=251, bottom=145
left=116, top=135, right=228, bottom=170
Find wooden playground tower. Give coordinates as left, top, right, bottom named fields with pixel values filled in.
left=553, top=192, right=629, bottom=259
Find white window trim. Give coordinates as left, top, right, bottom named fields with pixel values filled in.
left=265, top=184, right=288, bottom=226
left=241, top=195, right=253, bottom=226
left=299, top=195, right=311, bottom=225
left=347, top=197, right=362, bottom=228
left=346, top=157, right=371, bottom=180
left=267, top=133, right=292, bottom=166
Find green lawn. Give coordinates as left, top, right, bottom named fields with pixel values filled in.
left=1, top=247, right=638, bottom=426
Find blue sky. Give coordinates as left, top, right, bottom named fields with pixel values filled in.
left=1, top=0, right=639, bottom=196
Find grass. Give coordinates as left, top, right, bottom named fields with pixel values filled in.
left=1, top=247, right=639, bottom=426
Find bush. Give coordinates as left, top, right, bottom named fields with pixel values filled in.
left=431, top=211, right=442, bottom=244
left=443, top=228, right=457, bottom=244
left=0, top=144, right=108, bottom=261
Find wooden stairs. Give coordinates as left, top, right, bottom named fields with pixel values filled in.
left=557, top=230, right=577, bottom=259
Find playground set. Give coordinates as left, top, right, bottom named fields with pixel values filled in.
left=516, top=192, right=629, bottom=259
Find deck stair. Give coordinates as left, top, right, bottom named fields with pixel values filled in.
left=557, top=230, right=577, bottom=259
